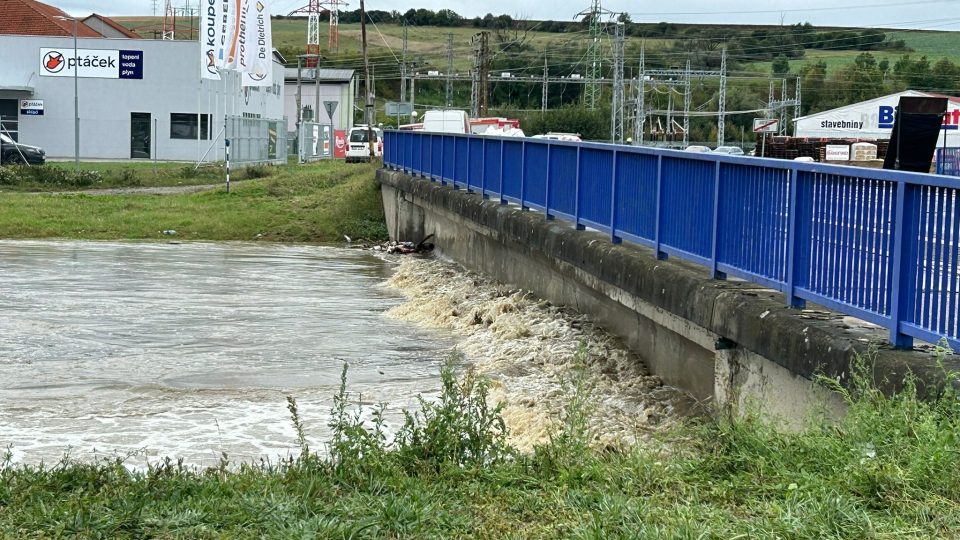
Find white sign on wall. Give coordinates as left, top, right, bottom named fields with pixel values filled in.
left=20, top=99, right=44, bottom=115
left=825, top=145, right=851, bottom=161
left=39, top=48, right=143, bottom=79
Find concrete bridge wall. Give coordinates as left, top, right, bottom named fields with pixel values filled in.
left=378, top=168, right=952, bottom=423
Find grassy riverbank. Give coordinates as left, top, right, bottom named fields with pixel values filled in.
left=3, top=356, right=959, bottom=538
left=0, top=161, right=387, bottom=242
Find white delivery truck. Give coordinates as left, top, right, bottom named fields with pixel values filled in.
left=421, top=110, right=470, bottom=134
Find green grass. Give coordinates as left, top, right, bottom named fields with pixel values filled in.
left=0, top=160, right=388, bottom=242
left=0, top=161, right=235, bottom=191
left=2, top=351, right=959, bottom=538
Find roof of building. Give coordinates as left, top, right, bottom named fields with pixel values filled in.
left=284, top=68, right=355, bottom=83
left=0, top=0, right=130, bottom=38
left=82, top=13, right=140, bottom=38
left=794, top=90, right=960, bottom=121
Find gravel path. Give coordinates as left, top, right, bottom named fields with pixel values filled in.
left=43, top=182, right=236, bottom=196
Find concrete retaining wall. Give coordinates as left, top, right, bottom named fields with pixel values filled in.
left=378, top=168, right=957, bottom=424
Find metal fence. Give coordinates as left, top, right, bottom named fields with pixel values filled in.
left=384, top=130, right=960, bottom=351
left=297, top=122, right=333, bottom=162
left=937, top=148, right=960, bottom=177
left=224, top=116, right=288, bottom=166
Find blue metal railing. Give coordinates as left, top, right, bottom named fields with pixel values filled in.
left=384, top=131, right=960, bottom=351
left=937, top=148, right=960, bottom=177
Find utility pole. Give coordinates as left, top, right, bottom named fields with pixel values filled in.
left=718, top=47, right=727, bottom=147
left=152, top=0, right=158, bottom=17
left=445, top=33, right=454, bottom=107
left=542, top=51, right=549, bottom=114
left=470, top=31, right=490, bottom=117
left=610, top=21, right=625, bottom=143
left=666, top=88, right=673, bottom=144
left=634, top=43, right=644, bottom=145
left=400, top=21, right=408, bottom=105
left=578, top=0, right=604, bottom=109
left=470, top=34, right=480, bottom=117
left=780, top=77, right=788, bottom=135
left=683, top=60, right=691, bottom=148
left=360, top=0, right=374, bottom=158
left=794, top=76, right=802, bottom=136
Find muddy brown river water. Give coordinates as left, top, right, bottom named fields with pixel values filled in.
left=0, top=240, right=690, bottom=469
left=0, top=241, right=452, bottom=468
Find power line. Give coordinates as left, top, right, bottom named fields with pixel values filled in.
left=626, top=0, right=950, bottom=17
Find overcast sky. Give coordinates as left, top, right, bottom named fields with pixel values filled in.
left=57, top=0, right=960, bottom=30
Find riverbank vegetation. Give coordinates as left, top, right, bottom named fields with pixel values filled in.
left=3, top=351, right=959, bottom=538
left=0, top=160, right=387, bottom=242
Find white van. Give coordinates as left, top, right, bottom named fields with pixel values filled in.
left=345, top=125, right=383, bottom=163
left=421, top=110, right=470, bottom=134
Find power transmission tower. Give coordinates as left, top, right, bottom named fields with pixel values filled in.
left=768, top=80, right=775, bottom=113
left=718, top=48, right=727, bottom=146
left=446, top=33, right=454, bottom=107
left=542, top=51, right=549, bottom=113
left=328, top=0, right=342, bottom=52
left=182, top=1, right=196, bottom=41
left=610, top=21, right=625, bottom=143
left=162, top=0, right=176, bottom=40
left=634, top=43, right=645, bottom=145
left=288, top=1, right=348, bottom=63
left=307, top=0, right=320, bottom=61
left=578, top=0, right=605, bottom=110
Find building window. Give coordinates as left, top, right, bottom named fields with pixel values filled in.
left=170, top=113, right=210, bottom=140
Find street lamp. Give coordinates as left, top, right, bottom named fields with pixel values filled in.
left=55, top=16, right=80, bottom=172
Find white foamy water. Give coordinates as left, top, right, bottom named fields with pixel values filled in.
left=0, top=241, right=452, bottom=468
left=384, top=258, right=696, bottom=452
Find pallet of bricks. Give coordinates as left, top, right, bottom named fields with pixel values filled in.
left=755, top=135, right=822, bottom=160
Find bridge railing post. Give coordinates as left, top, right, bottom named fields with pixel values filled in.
left=786, top=168, right=807, bottom=309
left=481, top=138, right=488, bottom=199
left=545, top=143, right=553, bottom=220
left=520, top=140, right=527, bottom=210
left=610, top=149, right=621, bottom=244
left=889, top=180, right=919, bottom=349
left=466, top=135, right=472, bottom=192
left=710, top=161, right=724, bottom=279
left=499, top=140, right=506, bottom=205
left=574, top=146, right=584, bottom=230
left=654, top=154, right=665, bottom=259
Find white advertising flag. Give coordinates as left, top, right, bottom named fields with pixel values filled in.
left=239, top=0, right=273, bottom=87
left=226, top=0, right=242, bottom=69
left=200, top=0, right=237, bottom=80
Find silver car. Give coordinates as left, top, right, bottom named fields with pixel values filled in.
left=713, top=146, right=745, bottom=156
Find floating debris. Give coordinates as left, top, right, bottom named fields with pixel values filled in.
left=347, top=234, right=435, bottom=255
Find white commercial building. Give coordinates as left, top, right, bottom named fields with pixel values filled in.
left=0, top=34, right=285, bottom=161
left=794, top=90, right=960, bottom=147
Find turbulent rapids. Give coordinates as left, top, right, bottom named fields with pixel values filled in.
left=384, top=257, right=695, bottom=451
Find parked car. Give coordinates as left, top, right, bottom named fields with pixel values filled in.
left=683, top=145, right=712, bottom=153
left=345, top=126, right=383, bottom=163
left=0, top=133, right=45, bottom=165
left=712, top=146, right=745, bottom=156
left=531, top=132, right=582, bottom=142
